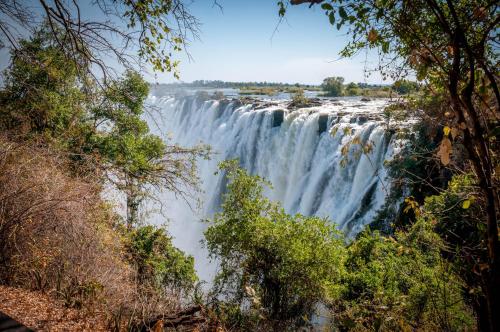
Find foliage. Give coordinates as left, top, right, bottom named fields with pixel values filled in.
left=336, top=222, right=474, bottom=331
left=422, top=174, right=490, bottom=329
left=372, top=98, right=448, bottom=232
left=344, top=82, right=361, bottom=96
left=204, top=160, right=475, bottom=330
left=0, top=29, right=210, bottom=227
left=127, top=225, right=197, bottom=294
left=284, top=0, right=499, bottom=211
left=91, top=70, right=168, bottom=226
left=0, top=26, right=86, bottom=141
left=205, top=160, right=346, bottom=330
left=321, top=76, right=344, bottom=96
left=93, top=70, right=162, bottom=178
left=290, top=89, right=309, bottom=105
left=282, top=3, right=499, bottom=327
left=239, top=86, right=277, bottom=96
left=0, top=27, right=205, bottom=327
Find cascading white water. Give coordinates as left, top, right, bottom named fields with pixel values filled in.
left=147, top=93, right=397, bottom=281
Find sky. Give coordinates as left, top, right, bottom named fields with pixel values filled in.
left=0, top=0, right=389, bottom=85
left=151, top=0, right=386, bottom=85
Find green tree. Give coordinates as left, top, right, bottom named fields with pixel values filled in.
left=321, top=76, right=344, bottom=96
left=91, top=70, right=166, bottom=226
left=91, top=70, right=209, bottom=227
left=345, top=82, right=361, bottom=96
left=423, top=175, right=490, bottom=329
left=0, top=26, right=86, bottom=140
left=205, top=160, right=346, bottom=330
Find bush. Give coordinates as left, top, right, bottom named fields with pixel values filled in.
left=127, top=225, right=197, bottom=296
left=422, top=174, right=488, bottom=330
left=392, top=79, right=420, bottom=95
left=345, top=82, right=361, bottom=96
left=290, top=89, right=309, bottom=106
left=336, top=222, right=474, bottom=331
left=0, top=137, right=135, bottom=311
left=204, top=160, right=346, bottom=330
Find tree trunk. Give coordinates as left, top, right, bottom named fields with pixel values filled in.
left=126, top=193, right=139, bottom=229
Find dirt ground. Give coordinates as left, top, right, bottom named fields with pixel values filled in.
left=0, top=285, right=108, bottom=331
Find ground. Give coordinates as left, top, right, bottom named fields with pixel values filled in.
left=0, top=285, right=108, bottom=331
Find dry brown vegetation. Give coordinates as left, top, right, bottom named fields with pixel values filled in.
left=0, top=284, right=108, bottom=331
left=0, top=136, right=132, bottom=304
left=0, top=136, right=190, bottom=330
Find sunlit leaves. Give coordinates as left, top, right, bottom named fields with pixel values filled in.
left=121, top=0, right=195, bottom=77
left=462, top=199, right=471, bottom=209
left=367, top=28, right=378, bottom=43
left=403, top=196, right=420, bottom=216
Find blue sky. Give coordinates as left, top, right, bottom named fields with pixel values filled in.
left=151, top=0, right=386, bottom=85
left=0, top=0, right=388, bottom=85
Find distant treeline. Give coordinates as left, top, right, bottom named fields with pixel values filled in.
left=156, top=80, right=389, bottom=89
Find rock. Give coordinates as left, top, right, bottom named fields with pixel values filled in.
left=272, top=110, right=285, bottom=127
left=357, top=116, right=368, bottom=124
left=288, top=98, right=322, bottom=110
left=318, top=114, right=329, bottom=134
left=361, top=97, right=371, bottom=102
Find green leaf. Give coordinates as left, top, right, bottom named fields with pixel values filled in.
left=339, top=6, right=347, bottom=20
left=321, top=3, right=334, bottom=10
left=329, top=12, right=336, bottom=25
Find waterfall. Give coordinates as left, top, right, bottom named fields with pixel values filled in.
left=147, top=93, right=397, bottom=281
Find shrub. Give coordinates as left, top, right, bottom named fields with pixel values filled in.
left=392, top=79, right=420, bottom=95
left=422, top=174, right=489, bottom=330
left=127, top=225, right=198, bottom=296
left=204, top=160, right=346, bottom=330
left=336, top=222, right=474, bottom=331
left=290, top=89, right=309, bottom=106
left=345, top=82, right=361, bottom=96
left=0, top=137, right=135, bottom=311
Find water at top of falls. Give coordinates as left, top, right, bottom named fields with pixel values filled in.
left=147, top=92, right=400, bottom=281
